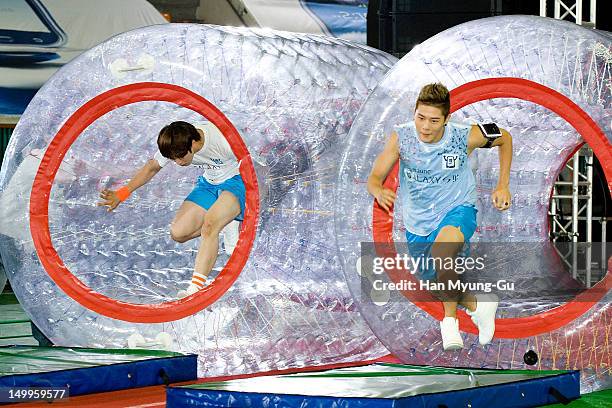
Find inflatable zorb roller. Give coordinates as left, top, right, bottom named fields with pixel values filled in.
left=0, top=257, right=5, bottom=294
left=0, top=24, right=396, bottom=376
left=335, top=16, right=611, bottom=392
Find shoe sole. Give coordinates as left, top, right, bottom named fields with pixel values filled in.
left=443, top=342, right=464, bottom=351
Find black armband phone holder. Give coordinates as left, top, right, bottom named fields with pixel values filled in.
left=477, top=123, right=502, bottom=148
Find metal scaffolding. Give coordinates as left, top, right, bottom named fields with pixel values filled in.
left=540, top=1, right=607, bottom=287
left=549, top=147, right=594, bottom=244
left=548, top=147, right=609, bottom=287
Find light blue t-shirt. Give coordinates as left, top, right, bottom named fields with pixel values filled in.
left=397, top=121, right=476, bottom=236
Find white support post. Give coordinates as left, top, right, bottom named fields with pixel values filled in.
left=550, top=0, right=596, bottom=27
left=572, top=151, right=579, bottom=243
left=551, top=186, right=557, bottom=240
left=586, top=150, right=593, bottom=286
left=571, top=151, right=579, bottom=280
left=586, top=150, right=593, bottom=243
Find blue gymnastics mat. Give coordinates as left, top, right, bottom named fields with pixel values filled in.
left=167, top=363, right=580, bottom=408
left=0, top=346, right=196, bottom=402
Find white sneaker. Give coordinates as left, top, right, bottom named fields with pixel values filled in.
left=467, top=294, right=499, bottom=345
left=177, top=283, right=201, bottom=298
left=155, top=332, right=174, bottom=350
left=126, top=332, right=173, bottom=350
left=440, top=317, right=464, bottom=350
left=222, top=220, right=240, bottom=256
left=127, top=333, right=146, bottom=349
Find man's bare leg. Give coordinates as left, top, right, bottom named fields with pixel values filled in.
left=432, top=225, right=474, bottom=350
left=194, top=191, right=241, bottom=280
left=170, top=201, right=207, bottom=243
left=432, top=226, right=475, bottom=317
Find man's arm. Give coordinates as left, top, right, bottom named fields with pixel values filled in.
left=468, top=125, right=513, bottom=211
left=98, top=159, right=163, bottom=211
left=367, top=131, right=400, bottom=213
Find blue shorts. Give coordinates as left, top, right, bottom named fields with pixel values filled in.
left=405, top=204, right=477, bottom=281
left=185, top=175, right=246, bottom=221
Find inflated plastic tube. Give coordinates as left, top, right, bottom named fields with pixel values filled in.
left=0, top=24, right=396, bottom=376
left=0, top=257, right=5, bottom=294
left=334, top=16, right=611, bottom=392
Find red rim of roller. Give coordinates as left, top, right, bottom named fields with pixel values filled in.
left=30, top=82, right=259, bottom=323
left=371, top=77, right=611, bottom=338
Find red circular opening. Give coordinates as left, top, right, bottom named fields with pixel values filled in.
left=30, top=82, right=259, bottom=323
left=372, top=77, right=612, bottom=338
